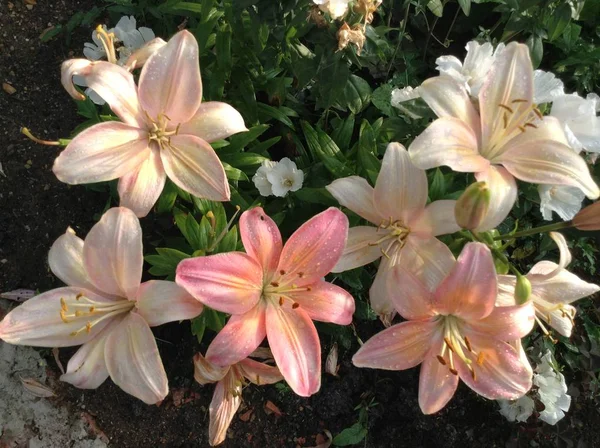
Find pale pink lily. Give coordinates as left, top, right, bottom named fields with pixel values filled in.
left=326, top=142, right=460, bottom=323
left=56, top=30, right=247, bottom=218
left=194, top=349, right=283, bottom=446
left=353, top=243, right=535, bottom=414
left=497, top=232, right=599, bottom=338
left=0, top=207, right=203, bottom=404
left=176, top=207, right=355, bottom=397
left=409, top=42, right=600, bottom=231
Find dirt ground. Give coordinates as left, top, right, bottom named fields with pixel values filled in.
left=1, top=1, right=600, bottom=447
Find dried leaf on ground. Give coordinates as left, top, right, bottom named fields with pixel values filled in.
left=20, top=377, right=56, bottom=397
left=264, top=400, right=283, bottom=416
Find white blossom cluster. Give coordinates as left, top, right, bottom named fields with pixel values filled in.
left=252, top=158, right=304, bottom=197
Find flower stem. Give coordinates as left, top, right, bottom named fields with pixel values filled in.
left=493, top=221, right=572, bottom=241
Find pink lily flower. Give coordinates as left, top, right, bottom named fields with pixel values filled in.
left=0, top=207, right=204, bottom=404
left=326, top=142, right=461, bottom=323
left=497, top=232, right=599, bottom=338
left=56, top=30, right=247, bottom=218
left=194, top=349, right=283, bottom=446
left=176, top=207, right=355, bottom=397
left=353, top=243, right=535, bottom=414
left=409, top=42, right=599, bottom=230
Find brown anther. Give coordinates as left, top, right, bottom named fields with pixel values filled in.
left=298, top=272, right=304, bottom=278
left=444, top=337, right=454, bottom=352
left=533, top=108, right=543, bottom=119
left=279, top=297, right=284, bottom=306
left=270, top=282, right=279, bottom=287
left=75, top=310, right=83, bottom=317
left=449, top=367, right=458, bottom=375
left=306, top=286, right=312, bottom=292
left=60, top=297, right=68, bottom=312
left=292, top=302, right=300, bottom=309
left=85, top=322, right=92, bottom=333
left=502, top=113, right=508, bottom=129
left=60, top=310, right=70, bottom=323
left=470, top=368, right=477, bottom=381
left=476, top=352, right=485, bottom=366
left=511, top=99, right=528, bottom=104
left=256, top=375, right=261, bottom=385
left=259, top=215, right=265, bottom=221
left=464, top=336, right=473, bottom=353
left=76, top=293, right=84, bottom=300
left=280, top=270, right=286, bottom=275
left=518, top=125, right=526, bottom=133
left=89, top=306, right=95, bottom=312
left=436, top=355, right=446, bottom=366
left=524, top=122, right=538, bottom=129
left=498, top=104, right=514, bottom=113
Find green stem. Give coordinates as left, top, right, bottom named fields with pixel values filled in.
left=494, top=221, right=573, bottom=241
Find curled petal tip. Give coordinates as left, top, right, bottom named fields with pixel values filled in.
left=61, top=59, right=92, bottom=101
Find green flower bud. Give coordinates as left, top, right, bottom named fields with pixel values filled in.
left=454, top=182, right=491, bottom=230
left=514, top=273, right=532, bottom=305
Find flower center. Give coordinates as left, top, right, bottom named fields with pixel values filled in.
left=368, top=218, right=411, bottom=259
left=147, top=113, right=179, bottom=148
left=283, top=178, right=294, bottom=188
left=485, top=99, right=543, bottom=161
left=435, top=315, right=485, bottom=381
left=59, top=292, right=135, bottom=336
left=261, top=270, right=312, bottom=309
left=94, top=25, right=119, bottom=65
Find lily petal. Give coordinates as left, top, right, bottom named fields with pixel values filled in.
left=60, top=315, right=124, bottom=389
left=0, top=287, right=115, bottom=347
left=387, top=266, right=434, bottom=320
left=277, top=208, right=348, bottom=285
left=53, top=122, right=150, bottom=185
left=161, top=134, right=230, bottom=201
left=496, top=275, right=517, bottom=307
left=240, top=207, right=283, bottom=277
left=286, top=280, right=355, bottom=325
left=474, top=165, right=518, bottom=231
left=61, top=59, right=144, bottom=127
left=123, top=37, right=167, bottom=71
left=206, top=301, right=266, bottom=367
left=479, top=43, right=534, bottom=151
left=369, top=256, right=396, bottom=321
left=466, top=303, right=535, bottom=340
left=83, top=207, right=143, bottom=299
left=176, top=252, right=263, bottom=315
left=179, top=102, right=247, bottom=143
left=118, top=145, right=167, bottom=218
left=353, top=320, right=439, bottom=370
left=193, top=353, right=229, bottom=385
left=535, top=299, right=577, bottom=337
left=135, top=280, right=203, bottom=327
left=209, top=370, right=242, bottom=447
left=419, top=76, right=481, bottom=137
left=398, top=236, right=456, bottom=290
left=104, top=312, right=168, bottom=405
left=408, top=117, right=489, bottom=172
left=373, top=143, right=428, bottom=221
left=418, top=336, right=459, bottom=414
left=266, top=301, right=321, bottom=397
left=456, top=333, right=533, bottom=400
left=239, top=359, right=284, bottom=385
left=48, top=227, right=104, bottom=295
left=409, top=200, right=461, bottom=238
left=138, top=30, right=202, bottom=124
left=497, top=140, right=600, bottom=199
left=332, top=226, right=383, bottom=273
left=529, top=263, right=600, bottom=305
left=433, top=243, right=497, bottom=320
left=326, top=176, right=381, bottom=224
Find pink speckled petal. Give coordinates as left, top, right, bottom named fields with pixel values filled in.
left=239, top=207, right=283, bottom=277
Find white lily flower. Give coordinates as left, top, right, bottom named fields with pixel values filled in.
left=252, top=160, right=277, bottom=197
left=498, top=395, right=535, bottom=423
left=533, top=70, right=565, bottom=105
left=313, top=0, right=351, bottom=19
left=551, top=93, right=600, bottom=153
left=534, top=351, right=571, bottom=425
left=267, top=158, right=304, bottom=197
left=539, top=184, right=585, bottom=221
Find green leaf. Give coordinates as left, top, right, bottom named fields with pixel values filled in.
left=216, top=25, right=232, bottom=71
left=156, top=180, right=178, bottom=214
left=331, top=115, right=355, bottom=151
left=342, top=75, right=372, bottom=114
left=371, top=84, right=396, bottom=117
left=216, top=225, right=239, bottom=253
left=190, top=315, right=206, bottom=344
left=145, top=248, right=190, bottom=278
left=526, top=34, right=543, bottom=68
left=257, top=103, right=295, bottom=128
left=225, top=125, right=270, bottom=153
left=204, top=308, right=226, bottom=332
left=223, top=163, right=249, bottom=181
left=333, top=423, right=368, bottom=446
left=301, top=122, right=353, bottom=177
left=358, top=121, right=381, bottom=185
left=547, top=3, right=572, bottom=42
left=457, top=0, right=471, bottom=15
left=429, top=168, right=447, bottom=201
left=293, top=188, right=337, bottom=206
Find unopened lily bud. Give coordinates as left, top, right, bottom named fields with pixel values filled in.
left=454, top=182, right=491, bottom=230
left=325, top=343, right=339, bottom=377
left=514, top=273, right=532, bottom=305
left=573, top=201, right=600, bottom=231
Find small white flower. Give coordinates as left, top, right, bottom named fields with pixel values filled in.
left=313, top=0, right=351, bottom=19
left=533, top=351, right=571, bottom=425
left=551, top=93, right=600, bottom=153
left=252, top=160, right=277, bottom=197
left=113, top=16, right=155, bottom=64
left=533, top=70, right=565, bottom=104
left=82, top=25, right=112, bottom=61
left=267, top=158, right=304, bottom=197
left=538, top=184, right=585, bottom=221
left=498, top=395, right=535, bottom=423
left=390, top=86, right=422, bottom=119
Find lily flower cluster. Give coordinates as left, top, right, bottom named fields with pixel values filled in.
left=3, top=14, right=600, bottom=446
